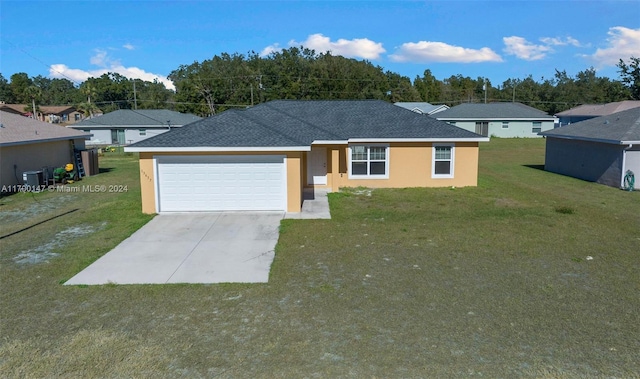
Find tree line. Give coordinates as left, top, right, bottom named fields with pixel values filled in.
left=1, top=47, right=638, bottom=118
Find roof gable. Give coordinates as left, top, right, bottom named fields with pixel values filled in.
left=129, top=100, right=486, bottom=149
left=540, top=107, right=640, bottom=144
left=435, top=102, right=553, bottom=119
left=394, top=102, right=449, bottom=115
left=0, top=111, right=91, bottom=146
left=73, top=109, right=201, bottom=127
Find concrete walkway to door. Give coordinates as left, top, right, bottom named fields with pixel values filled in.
left=65, top=212, right=283, bottom=285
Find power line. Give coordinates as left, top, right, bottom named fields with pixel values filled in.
left=1, top=37, right=84, bottom=86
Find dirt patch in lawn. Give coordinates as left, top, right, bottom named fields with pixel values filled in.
left=13, top=223, right=106, bottom=265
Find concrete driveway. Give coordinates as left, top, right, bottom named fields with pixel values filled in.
left=65, top=212, right=283, bottom=285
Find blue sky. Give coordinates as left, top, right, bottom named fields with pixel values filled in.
left=1, top=1, right=639, bottom=92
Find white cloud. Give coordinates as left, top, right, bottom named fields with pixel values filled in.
left=261, top=33, right=386, bottom=60
left=123, top=43, right=135, bottom=50
left=389, top=41, right=502, bottom=63
left=588, top=26, right=640, bottom=67
left=290, top=34, right=386, bottom=60
left=503, top=36, right=551, bottom=61
left=259, top=43, right=280, bottom=57
left=49, top=49, right=175, bottom=91
left=540, top=36, right=582, bottom=47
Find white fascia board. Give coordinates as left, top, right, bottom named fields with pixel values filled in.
left=124, top=146, right=311, bottom=153
left=347, top=137, right=490, bottom=143
left=312, top=140, right=348, bottom=145
left=543, top=134, right=639, bottom=145
left=437, top=117, right=555, bottom=121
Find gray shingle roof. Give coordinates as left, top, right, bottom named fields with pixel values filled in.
left=0, top=111, right=91, bottom=146
left=435, top=102, right=554, bottom=119
left=129, top=100, right=486, bottom=149
left=554, top=101, right=640, bottom=117
left=539, top=107, right=640, bottom=144
left=72, top=109, right=201, bottom=128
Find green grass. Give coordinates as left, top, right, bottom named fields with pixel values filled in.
left=1, top=141, right=639, bottom=378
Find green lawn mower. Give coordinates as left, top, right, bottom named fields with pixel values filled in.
left=53, top=163, right=78, bottom=184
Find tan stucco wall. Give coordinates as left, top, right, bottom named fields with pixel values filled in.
left=315, top=142, right=480, bottom=192
left=137, top=151, right=303, bottom=214
left=1, top=139, right=80, bottom=187
left=137, top=144, right=479, bottom=214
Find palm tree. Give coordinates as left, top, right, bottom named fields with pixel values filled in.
left=23, top=85, right=42, bottom=120
left=77, top=101, right=100, bottom=119
left=81, top=83, right=97, bottom=104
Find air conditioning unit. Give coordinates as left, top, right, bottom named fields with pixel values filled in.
left=23, top=171, right=43, bottom=187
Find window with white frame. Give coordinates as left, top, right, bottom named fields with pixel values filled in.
left=139, top=129, right=146, bottom=136
left=532, top=121, right=542, bottom=133
left=349, top=145, right=388, bottom=178
left=502, top=121, right=509, bottom=129
left=432, top=144, right=454, bottom=178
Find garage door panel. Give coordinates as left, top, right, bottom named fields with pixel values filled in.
left=157, top=155, right=286, bottom=212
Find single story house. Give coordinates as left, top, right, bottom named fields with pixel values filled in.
left=0, top=111, right=91, bottom=188
left=125, top=100, right=489, bottom=214
left=539, top=107, right=640, bottom=190
left=434, top=102, right=556, bottom=138
left=69, top=109, right=201, bottom=145
left=0, top=103, right=83, bottom=124
left=555, top=100, right=640, bottom=127
left=394, top=102, right=450, bottom=115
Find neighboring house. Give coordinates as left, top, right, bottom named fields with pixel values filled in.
left=69, top=109, right=202, bottom=145
left=125, top=100, right=489, bottom=214
left=539, top=107, right=640, bottom=190
left=555, top=100, right=640, bottom=126
left=0, top=111, right=91, bottom=188
left=0, top=103, right=83, bottom=124
left=434, top=102, right=556, bottom=138
left=394, top=102, right=450, bottom=115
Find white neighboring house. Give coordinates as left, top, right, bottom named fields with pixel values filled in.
left=394, top=102, right=450, bottom=115
left=434, top=102, right=556, bottom=138
left=69, top=109, right=201, bottom=145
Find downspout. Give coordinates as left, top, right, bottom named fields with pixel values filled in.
left=621, top=143, right=633, bottom=189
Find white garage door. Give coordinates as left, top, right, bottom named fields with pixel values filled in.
left=157, top=155, right=286, bottom=212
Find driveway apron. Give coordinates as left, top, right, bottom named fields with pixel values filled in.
left=65, top=212, right=283, bottom=285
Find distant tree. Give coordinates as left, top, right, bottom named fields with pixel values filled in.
left=10, top=72, right=32, bottom=103
left=413, top=69, right=443, bottom=103
left=77, top=101, right=100, bottom=118
left=23, top=85, right=42, bottom=118
left=0, top=73, right=16, bottom=103
left=617, top=57, right=640, bottom=100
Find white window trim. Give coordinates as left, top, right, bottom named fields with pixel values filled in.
left=532, top=121, right=542, bottom=134
left=502, top=121, right=509, bottom=129
left=348, top=144, right=389, bottom=179
left=432, top=143, right=455, bottom=179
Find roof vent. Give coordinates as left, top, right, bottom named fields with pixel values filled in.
left=604, top=120, right=610, bottom=124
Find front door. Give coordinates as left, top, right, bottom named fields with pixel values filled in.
left=307, top=147, right=327, bottom=185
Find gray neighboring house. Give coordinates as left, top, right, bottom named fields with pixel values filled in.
left=555, top=100, right=640, bottom=126
left=0, top=111, right=91, bottom=187
left=69, top=109, right=201, bottom=145
left=394, top=102, right=450, bottom=115
left=434, top=102, right=556, bottom=138
left=539, top=107, right=640, bottom=190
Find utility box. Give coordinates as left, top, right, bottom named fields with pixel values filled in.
left=23, top=171, right=43, bottom=187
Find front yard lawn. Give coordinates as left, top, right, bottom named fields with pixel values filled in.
left=1, top=140, right=638, bottom=378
